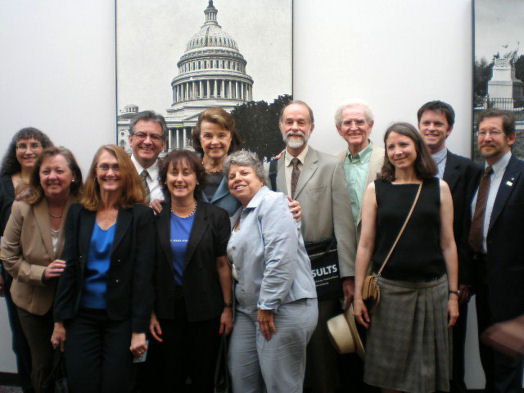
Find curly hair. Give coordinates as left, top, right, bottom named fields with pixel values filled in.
left=380, top=122, right=437, bottom=182
left=1, top=127, right=53, bottom=176
left=81, top=145, right=145, bottom=210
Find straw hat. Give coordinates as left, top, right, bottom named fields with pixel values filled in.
left=327, top=304, right=365, bottom=358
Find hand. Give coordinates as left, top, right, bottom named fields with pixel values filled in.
left=342, top=277, right=355, bottom=310
left=447, top=297, right=459, bottom=327
left=273, top=149, right=285, bottom=161
left=130, top=332, right=148, bottom=358
left=150, top=199, right=164, bottom=215
left=44, top=259, right=66, bottom=280
left=219, top=307, right=233, bottom=335
left=51, top=322, right=66, bottom=352
left=458, top=284, right=471, bottom=305
left=257, top=309, right=276, bottom=340
left=287, top=197, right=302, bottom=222
left=353, top=298, right=370, bottom=328
left=149, top=312, right=163, bottom=343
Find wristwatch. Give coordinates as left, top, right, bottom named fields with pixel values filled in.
left=448, top=289, right=460, bottom=297
left=224, top=302, right=233, bottom=308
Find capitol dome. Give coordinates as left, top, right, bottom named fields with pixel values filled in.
left=168, top=0, right=254, bottom=111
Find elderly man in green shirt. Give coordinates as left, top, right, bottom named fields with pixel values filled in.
left=336, top=101, right=384, bottom=239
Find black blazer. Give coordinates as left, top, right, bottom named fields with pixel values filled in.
left=154, top=200, right=230, bottom=322
left=442, top=151, right=482, bottom=286
left=54, top=203, right=155, bottom=333
left=0, top=174, right=15, bottom=236
left=479, top=155, right=524, bottom=323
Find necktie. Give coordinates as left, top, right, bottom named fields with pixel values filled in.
left=291, top=157, right=300, bottom=199
left=140, top=169, right=151, bottom=202
left=468, top=166, right=493, bottom=252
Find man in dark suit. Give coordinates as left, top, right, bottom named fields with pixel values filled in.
left=470, top=109, right=523, bottom=393
left=417, top=100, right=482, bottom=393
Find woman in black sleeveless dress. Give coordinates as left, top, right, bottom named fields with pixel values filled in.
left=353, top=122, right=459, bottom=393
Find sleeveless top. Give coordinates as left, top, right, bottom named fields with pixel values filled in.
left=371, top=178, right=445, bottom=281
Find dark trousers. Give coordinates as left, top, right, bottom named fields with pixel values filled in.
left=148, top=295, right=221, bottom=393
left=2, top=268, right=32, bottom=392
left=16, top=307, right=54, bottom=393
left=64, top=308, right=134, bottom=393
left=475, top=282, right=524, bottom=393
left=449, top=299, right=469, bottom=393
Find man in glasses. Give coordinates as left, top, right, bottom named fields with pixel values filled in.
left=128, top=110, right=168, bottom=203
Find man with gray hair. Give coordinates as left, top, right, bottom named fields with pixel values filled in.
left=335, top=100, right=384, bottom=239
left=270, top=100, right=356, bottom=393
left=128, top=110, right=168, bottom=202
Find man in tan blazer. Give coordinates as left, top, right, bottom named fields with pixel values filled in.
left=336, top=100, right=384, bottom=239
left=335, top=100, right=384, bottom=393
left=272, top=100, right=356, bottom=393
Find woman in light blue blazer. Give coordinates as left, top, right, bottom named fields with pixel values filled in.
left=224, top=150, right=317, bottom=393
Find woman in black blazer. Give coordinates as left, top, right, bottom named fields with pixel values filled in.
left=52, top=145, right=155, bottom=393
left=149, top=149, right=232, bottom=393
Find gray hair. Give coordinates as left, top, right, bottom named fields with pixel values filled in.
left=223, top=150, right=267, bottom=185
left=279, top=100, right=315, bottom=124
left=334, top=100, right=374, bottom=127
left=129, top=110, right=168, bottom=141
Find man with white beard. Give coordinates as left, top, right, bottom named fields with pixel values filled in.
left=269, top=100, right=356, bottom=393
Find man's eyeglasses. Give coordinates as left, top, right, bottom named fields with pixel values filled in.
left=132, top=132, right=163, bottom=142
left=476, top=130, right=504, bottom=137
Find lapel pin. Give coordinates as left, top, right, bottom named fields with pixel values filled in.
left=505, top=181, right=513, bottom=187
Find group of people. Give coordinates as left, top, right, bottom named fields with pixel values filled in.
left=0, top=100, right=522, bottom=393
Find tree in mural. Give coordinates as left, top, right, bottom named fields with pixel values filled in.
left=232, top=94, right=292, bottom=161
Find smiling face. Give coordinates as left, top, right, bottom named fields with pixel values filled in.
left=418, top=110, right=452, bottom=154
left=39, top=154, right=73, bottom=201
left=16, top=138, right=43, bottom=171
left=165, top=160, right=198, bottom=202
left=279, top=103, right=314, bottom=152
left=336, top=105, right=373, bottom=154
left=199, top=121, right=233, bottom=162
left=95, top=150, right=122, bottom=195
left=128, top=120, right=165, bottom=169
left=227, top=164, right=264, bottom=207
left=386, top=131, right=418, bottom=171
left=477, top=116, right=516, bottom=165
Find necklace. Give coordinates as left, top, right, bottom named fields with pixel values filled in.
left=48, top=211, right=63, bottom=219
left=171, top=201, right=197, bottom=218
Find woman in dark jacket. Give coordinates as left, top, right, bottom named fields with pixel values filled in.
left=52, top=145, right=155, bottom=393
left=149, top=149, right=232, bottom=393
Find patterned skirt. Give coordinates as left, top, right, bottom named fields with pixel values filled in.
left=364, top=275, right=451, bottom=393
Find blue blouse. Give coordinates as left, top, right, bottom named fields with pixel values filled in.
left=80, top=222, right=116, bottom=309
left=170, top=212, right=195, bottom=286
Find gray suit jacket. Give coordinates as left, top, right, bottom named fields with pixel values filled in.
left=276, top=147, right=357, bottom=277
left=337, top=145, right=384, bottom=239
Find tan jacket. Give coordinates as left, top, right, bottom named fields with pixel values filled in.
left=1, top=197, right=75, bottom=315
left=337, top=145, right=384, bottom=239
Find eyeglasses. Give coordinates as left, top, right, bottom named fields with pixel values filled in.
left=97, top=164, right=120, bottom=173
left=476, top=130, right=504, bottom=137
left=16, top=142, right=42, bottom=151
left=132, top=132, right=163, bottom=142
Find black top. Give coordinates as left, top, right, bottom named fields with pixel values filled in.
left=371, top=178, right=445, bottom=281
left=203, top=173, right=223, bottom=201
left=0, top=174, right=15, bottom=236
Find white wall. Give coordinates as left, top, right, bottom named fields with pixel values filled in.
left=0, top=0, right=488, bottom=388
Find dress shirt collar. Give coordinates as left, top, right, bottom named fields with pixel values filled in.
left=284, top=145, right=309, bottom=167
left=131, top=154, right=159, bottom=180
left=431, top=147, right=447, bottom=168
left=487, top=150, right=511, bottom=177
left=245, top=185, right=271, bottom=209
left=346, top=141, right=373, bottom=164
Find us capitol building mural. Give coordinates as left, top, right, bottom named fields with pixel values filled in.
left=117, top=1, right=254, bottom=152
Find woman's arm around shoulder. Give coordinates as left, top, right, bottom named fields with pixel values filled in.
left=439, top=179, right=459, bottom=327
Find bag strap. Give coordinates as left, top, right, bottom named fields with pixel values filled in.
left=268, top=159, right=278, bottom=191
left=376, top=182, right=423, bottom=276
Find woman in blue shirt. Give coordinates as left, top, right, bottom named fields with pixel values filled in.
left=149, top=149, right=232, bottom=393
left=53, top=145, right=155, bottom=393
left=224, top=150, right=318, bottom=393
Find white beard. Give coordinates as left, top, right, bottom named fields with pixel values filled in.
left=283, top=133, right=309, bottom=149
